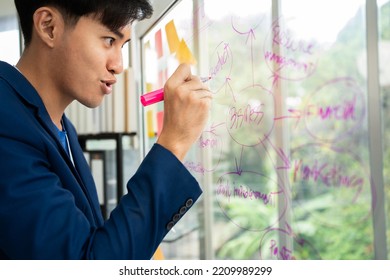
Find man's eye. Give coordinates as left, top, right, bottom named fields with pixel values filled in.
left=105, top=37, right=115, bottom=46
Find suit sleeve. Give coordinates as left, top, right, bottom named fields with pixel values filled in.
left=90, top=144, right=202, bottom=259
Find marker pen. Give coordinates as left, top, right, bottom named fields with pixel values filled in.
left=140, top=76, right=211, bottom=106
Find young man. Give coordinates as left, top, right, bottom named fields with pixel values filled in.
left=0, top=0, right=212, bottom=259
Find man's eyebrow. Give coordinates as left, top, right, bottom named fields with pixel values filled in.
left=112, top=29, right=124, bottom=39
left=111, top=29, right=131, bottom=44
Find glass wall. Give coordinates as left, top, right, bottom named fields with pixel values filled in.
left=138, top=0, right=202, bottom=259
left=279, top=0, right=371, bottom=260
left=135, top=0, right=388, bottom=259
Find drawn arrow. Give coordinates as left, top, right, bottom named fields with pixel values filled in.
left=231, top=17, right=262, bottom=87
left=206, top=122, right=225, bottom=135
left=263, top=135, right=291, bottom=170
left=234, top=145, right=245, bottom=175
left=274, top=108, right=302, bottom=128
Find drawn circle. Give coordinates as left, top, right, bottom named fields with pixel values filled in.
left=185, top=130, right=223, bottom=174
left=208, top=41, right=233, bottom=94
left=263, top=17, right=319, bottom=81
left=289, top=143, right=373, bottom=227
left=226, top=85, right=275, bottom=147
left=304, top=77, right=366, bottom=143
left=215, top=171, right=286, bottom=231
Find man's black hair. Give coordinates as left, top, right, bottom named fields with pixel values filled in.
left=14, top=0, right=153, bottom=47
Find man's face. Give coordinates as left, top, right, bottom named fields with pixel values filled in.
left=52, top=15, right=131, bottom=108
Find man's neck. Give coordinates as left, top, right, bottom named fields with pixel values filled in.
left=16, top=50, right=71, bottom=130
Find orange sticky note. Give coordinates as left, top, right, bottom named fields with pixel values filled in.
left=153, top=246, right=165, bottom=260
left=176, top=39, right=197, bottom=65
left=165, top=20, right=181, bottom=54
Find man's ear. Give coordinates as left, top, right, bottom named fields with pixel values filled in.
left=32, top=7, right=64, bottom=48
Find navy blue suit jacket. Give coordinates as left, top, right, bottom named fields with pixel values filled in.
left=0, top=61, right=202, bottom=259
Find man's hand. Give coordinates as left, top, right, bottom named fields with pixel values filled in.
left=156, top=64, right=212, bottom=161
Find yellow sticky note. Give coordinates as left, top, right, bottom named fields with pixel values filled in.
left=165, top=20, right=181, bottom=54
left=176, top=39, right=197, bottom=65
left=147, top=110, right=155, bottom=138
left=146, top=83, right=154, bottom=93
left=144, top=40, right=151, bottom=50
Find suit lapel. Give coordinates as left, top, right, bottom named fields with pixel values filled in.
left=63, top=116, right=104, bottom=224
left=0, top=61, right=104, bottom=225
left=0, top=62, right=78, bottom=175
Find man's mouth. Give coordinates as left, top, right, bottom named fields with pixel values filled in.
left=101, top=79, right=116, bottom=94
